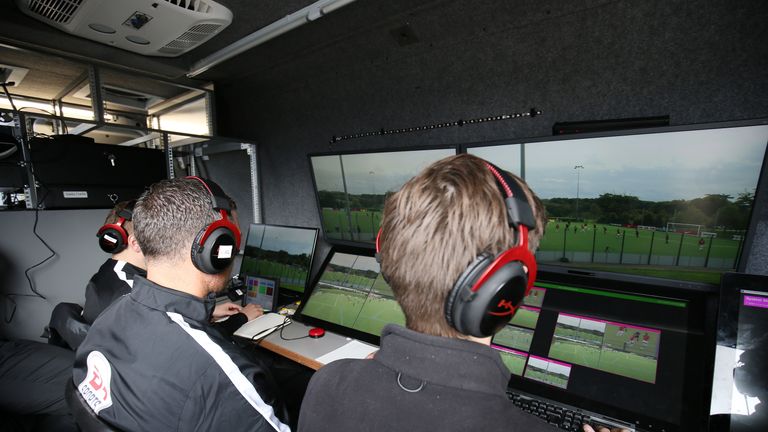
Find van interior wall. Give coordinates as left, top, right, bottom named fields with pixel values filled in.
left=213, top=0, right=768, bottom=279
left=0, top=210, right=106, bottom=340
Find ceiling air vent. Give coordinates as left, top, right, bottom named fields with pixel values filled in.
left=27, top=0, right=83, bottom=24
left=14, top=0, right=232, bottom=57
left=159, top=23, right=222, bottom=55
left=163, top=0, right=212, bottom=14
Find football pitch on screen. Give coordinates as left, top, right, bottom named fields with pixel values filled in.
left=510, top=307, right=540, bottom=329
left=524, top=368, right=568, bottom=389
left=301, top=285, right=405, bottom=336
left=498, top=351, right=527, bottom=376
left=240, top=259, right=309, bottom=292
left=549, top=337, right=658, bottom=383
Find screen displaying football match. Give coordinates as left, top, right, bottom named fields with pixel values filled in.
left=299, top=252, right=405, bottom=336
left=240, top=224, right=318, bottom=293
left=468, top=124, right=768, bottom=285
left=310, top=147, right=456, bottom=245
left=548, top=313, right=660, bottom=383
left=495, top=275, right=697, bottom=429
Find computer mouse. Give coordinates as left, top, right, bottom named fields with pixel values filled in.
left=308, top=327, right=325, bottom=338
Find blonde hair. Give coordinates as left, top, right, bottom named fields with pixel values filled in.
left=378, top=154, right=546, bottom=338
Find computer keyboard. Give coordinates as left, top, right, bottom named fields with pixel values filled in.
left=508, top=391, right=635, bottom=432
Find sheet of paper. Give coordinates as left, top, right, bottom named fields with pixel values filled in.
left=316, top=340, right=378, bottom=365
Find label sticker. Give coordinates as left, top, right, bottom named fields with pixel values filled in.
left=63, top=191, right=88, bottom=199
left=217, top=245, right=233, bottom=259
left=78, top=351, right=113, bottom=414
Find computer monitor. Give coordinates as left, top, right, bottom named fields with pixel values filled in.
left=295, top=249, right=405, bottom=345
left=710, top=272, right=768, bottom=432
left=501, top=266, right=718, bottom=432
left=239, top=224, right=319, bottom=297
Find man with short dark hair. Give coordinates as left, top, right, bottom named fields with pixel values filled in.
left=72, top=178, right=289, bottom=432
left=298, top=154, right=621, bottom=432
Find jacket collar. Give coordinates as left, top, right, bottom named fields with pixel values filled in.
left=375, top=324, right=510, bottom=396
left=129, top=276, right=215, bottom=323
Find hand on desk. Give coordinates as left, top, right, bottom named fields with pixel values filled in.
left=242, top=304, right=264, bottom=321
left=212, top=302, right=243, bottom=320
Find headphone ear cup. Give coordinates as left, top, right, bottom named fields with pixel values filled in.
left=191, top=226, right=238, bottom=274
left=445, top=252, right=494, bottom=333
left=446, top=246, right=536, bottom=338
left=97, top=226, right=128, bottom=254
left=466, top=260, right=528, bottom=337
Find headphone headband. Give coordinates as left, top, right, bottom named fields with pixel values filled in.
left=483, top=162, right=536, bottom=229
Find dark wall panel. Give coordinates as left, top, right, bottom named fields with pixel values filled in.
left=214, top=0, right=768, bottom=276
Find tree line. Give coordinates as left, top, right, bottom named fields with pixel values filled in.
left=544, top=192, right=755, bottom=230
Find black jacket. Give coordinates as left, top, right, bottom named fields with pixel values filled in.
left=72, top=276, right=290, bottom=432
left=48, top=259, right=145, bottom=350
left=82, top=259, right=145, bottom=323
left=298, top=324, right=559, bottom=432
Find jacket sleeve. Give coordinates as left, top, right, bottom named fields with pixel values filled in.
left=213, top=312, right=248, bottom=337
left=47, top=302, right=90, bottom=350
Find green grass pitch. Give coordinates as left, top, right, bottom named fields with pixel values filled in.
left=241, top=259, right=309, bottom=292
left=553, top=326, right=604, bottom=345
left=524, top=368, right=568, bottom=389
left=300, top=285, right=405, bottom=336
left=509, top=307, right=540, bottom=330
left=492, top=325, right=534, bottom=352
left=539, top=221, right=740, bottom=260
left=497, top=351, right=527, bottom=376
left=352, top=297, right=406, bottom=335
left=597, top=349, right=658, bottom=384
left=548, top=339, right=601, bottom=369
left=300, top=285, right=367, bottom=328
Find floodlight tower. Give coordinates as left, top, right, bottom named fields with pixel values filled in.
left=574, top=165, right=584, bottom=220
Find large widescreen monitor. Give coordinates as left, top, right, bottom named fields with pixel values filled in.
left=295, top=249, right=405, bottom=345
left=466, top=120, right=768, bottom=285
left=500, top=267, right=718, bottom=432
left=309, top=146, right=457, bottom=247
left=239, top=223, right=318, bottom=296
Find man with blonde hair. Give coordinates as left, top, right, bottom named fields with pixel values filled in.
left=299, top=154, right=560, bottom=431
left=299, top=154, right=624, bottom=432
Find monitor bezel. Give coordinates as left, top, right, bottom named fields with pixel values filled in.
left=239, top=222, right=319, bottom=298
left=307, top=144, right=459, bottom=249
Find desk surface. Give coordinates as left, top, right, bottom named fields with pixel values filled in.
left=254, top=319, right=378, bottom=370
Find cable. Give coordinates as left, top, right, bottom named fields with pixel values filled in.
left=278, top=315, right=313, bottom=341
left=22, top=193, right=55, bottom=300
left=1, top=82, right=18, bottom=112
left=250, top=315, right=293, bottom=343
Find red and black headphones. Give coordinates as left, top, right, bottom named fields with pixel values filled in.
left=186, top=176, right=242, bottom=275
left=96, top=200, right=136, bottom=254
left=376, top=161, right=538, bottom=338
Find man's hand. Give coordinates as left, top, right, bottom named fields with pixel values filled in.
left=242, top=304, right=264, bottom=321
left=212, top=302, right=242, bottom=320
left=583, top=425, right=630, bottom=432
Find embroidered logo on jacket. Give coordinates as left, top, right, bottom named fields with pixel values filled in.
left=78, top=351, right=114, bottom=414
